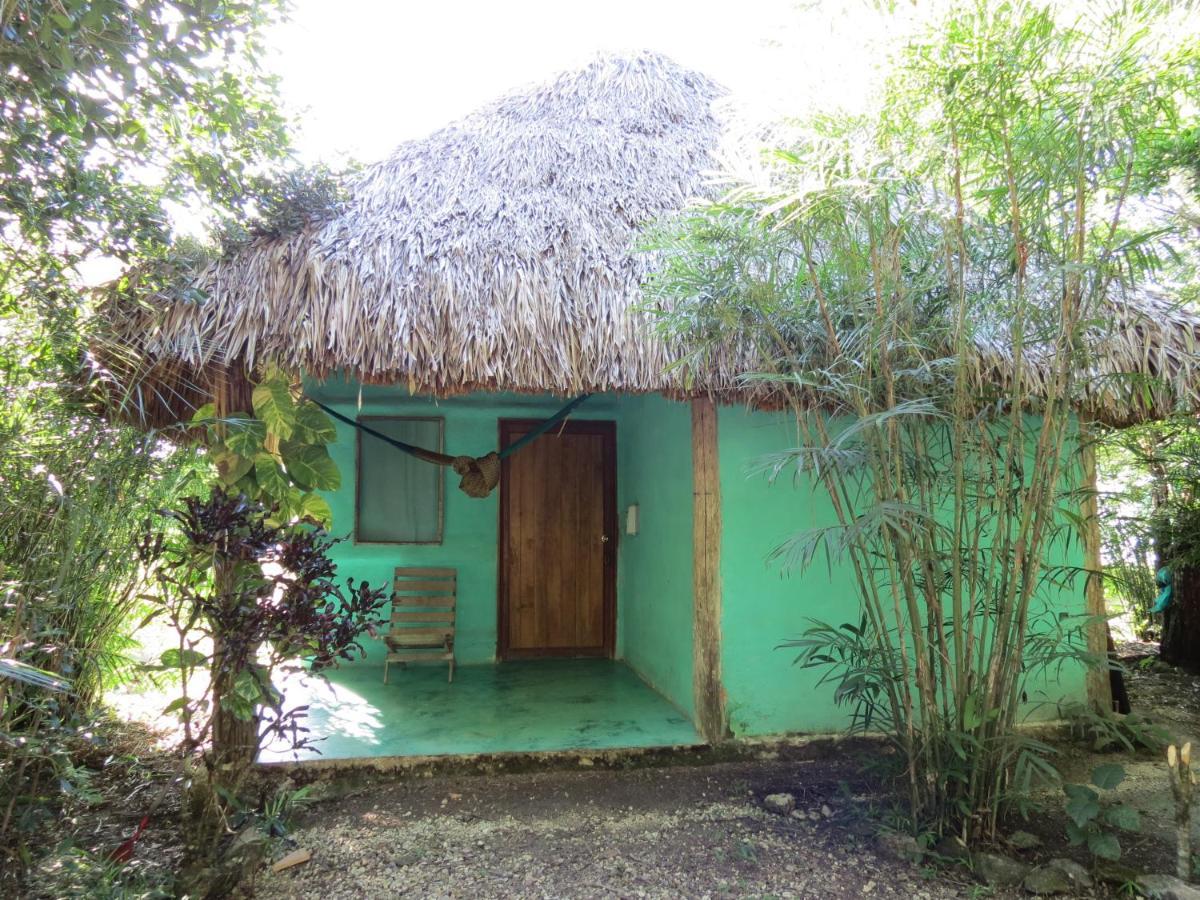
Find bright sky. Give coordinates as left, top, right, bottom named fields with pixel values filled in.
left=266, top=0, right=928, bottom=166
left=81, top=0, right=925, bottom=286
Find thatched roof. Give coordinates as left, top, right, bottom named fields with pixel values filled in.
left=101, top=52, right=737, bottom=421
left=97, top=50, right=1200, bottom=427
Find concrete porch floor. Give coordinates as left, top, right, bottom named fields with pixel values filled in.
left=260, top=659, right=702, bottom=763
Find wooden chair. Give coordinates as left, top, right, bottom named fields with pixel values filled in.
left=384, top=567, right=456, bottom=683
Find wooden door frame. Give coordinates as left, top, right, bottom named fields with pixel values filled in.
left=496, top=418, right=617, bottom=660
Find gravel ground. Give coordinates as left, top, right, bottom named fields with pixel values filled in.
left=254, top=750, right=986, bottom=900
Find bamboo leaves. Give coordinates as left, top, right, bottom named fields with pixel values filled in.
left=647, top=0, right=1200, bottom=842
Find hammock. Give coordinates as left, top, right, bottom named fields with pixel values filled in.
left=306, top=394, right=590, bottom=498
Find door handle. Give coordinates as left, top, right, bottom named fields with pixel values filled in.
left=600, top=534, right=610, bottom=543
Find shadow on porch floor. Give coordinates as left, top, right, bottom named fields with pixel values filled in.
left=259, top=659, right=702, bottom=763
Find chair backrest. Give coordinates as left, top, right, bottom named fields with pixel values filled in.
left=389, top=567, right=456, bottom=647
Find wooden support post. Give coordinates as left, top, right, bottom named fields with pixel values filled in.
left=691, top=398, right=728, bottom=743
left=1079, top=421, right=1115, bottom=713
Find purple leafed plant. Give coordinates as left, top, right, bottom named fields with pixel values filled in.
left=139, top=488, right=388, bottom=762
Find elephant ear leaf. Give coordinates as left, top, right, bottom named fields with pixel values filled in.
left=254, top=453, right=291, bottom=499
left=294, top=403, right=337, bottom=443
left=224, top=417, right=267, bottom=456
left=281, top=442, right=340, bottom=491
left=252, top=378, right=296, bottom=440
left=297, top=492, right=333, bottom=528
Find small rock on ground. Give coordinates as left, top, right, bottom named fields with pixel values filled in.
left=973, top=851, right=1029, bottom=887
left=1023, top=858, right=1094, bottom=895
left=876, top=830, right=923, bottom=863
left=1007, top=830, right=1041, bottom=851
left=762, top=792, right=796, bottom=815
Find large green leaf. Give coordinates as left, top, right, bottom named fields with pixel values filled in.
left=294, top=403, right=337, bottom=443
left=224, top=416, right=267, bottom=456
left=191, top=402, right=215, bottom=424
left=1091, top=763, right=1126, bottom=791
left=281, top=441, right=341, bottom=491
left=254, top=453, right=291, bottom=499
left=211, top=448, right=253, bottom=486
left=1064, top=785, right=1101, bottom=828
left=1104, top=804, right=1141, bottom=832
left=297, top=491, right=333, bottom=528
left=1064, top=821, right=1087, bottom=846
left=162, top=696, right=190, bottom=717
left=160, top=647, right=207, bottom=669
left=221, top=693, right=255, bottom=722
left=252, top=378, right=296, bottom=440
left=234, top=669, right=265, bottom=703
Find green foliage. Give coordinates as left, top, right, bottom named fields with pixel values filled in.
left=1106, top=417, right=1200, bottom=564
left=0, top=362, right=206, bottom=876
left=645, top=0, right=1200, bottom=842
left=138, top=489, right=386, bottom=870
left=257, top=785, right=315, bottom=839
left=251, top=379, right=298, bottom=440
left=0, top=0, right=298, bottom=886
left=0, top=0, right=291, bottom=266
left=1062, top=765, right=1141, bottom=861
left=193, top=370, right=339, bottom=527
left=1059, top=700, right=1171, bottom=752
left=28, top=842, right=171, bottom=900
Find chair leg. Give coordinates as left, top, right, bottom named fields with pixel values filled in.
left=384, top=659, right=389, bottom=685
left=448, top=657, right=454, bottom=684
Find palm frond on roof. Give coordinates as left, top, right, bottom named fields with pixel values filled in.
left=94, top=50, right=1200, bottom=428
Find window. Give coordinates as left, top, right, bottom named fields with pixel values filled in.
left=355, top=417, right=444, bottom=543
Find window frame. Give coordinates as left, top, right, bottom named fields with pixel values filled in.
left=353, top=415, right=446, bottom=545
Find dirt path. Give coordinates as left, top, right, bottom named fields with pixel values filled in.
left=255, top=748, right=979, bottom=899
left=1055, top=643, right=1200, bottom=872
left=1118, top=641, right=1200, bottom=747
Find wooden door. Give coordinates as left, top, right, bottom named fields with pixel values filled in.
left=498, top=419, right=616, bottom=658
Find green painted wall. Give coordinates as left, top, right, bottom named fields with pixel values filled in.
left=615, top=395, right=695, bottom=717
left=715, top=405, right=1089, bottom=737
left=309, top=380, right=623, bottom=665
left=308, top=379, right=1087, bottom=741
left=309, top=381, right=696, bottom=711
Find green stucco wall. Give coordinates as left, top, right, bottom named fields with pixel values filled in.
left=715, top=405, right=1089, bottom=737
left=308, top=381, right=695, bottom=716
left=615, top=395, right=695, bottom=717
left=309, top=381, right=624, bottom=665
left=308, top=379, right=1087, bottom=741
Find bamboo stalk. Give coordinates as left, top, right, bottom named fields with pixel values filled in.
left=1167, top=743, right=1195, bottom=882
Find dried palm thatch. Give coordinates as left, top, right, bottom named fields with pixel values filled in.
left=95, top=51, right=1200, bottom=428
